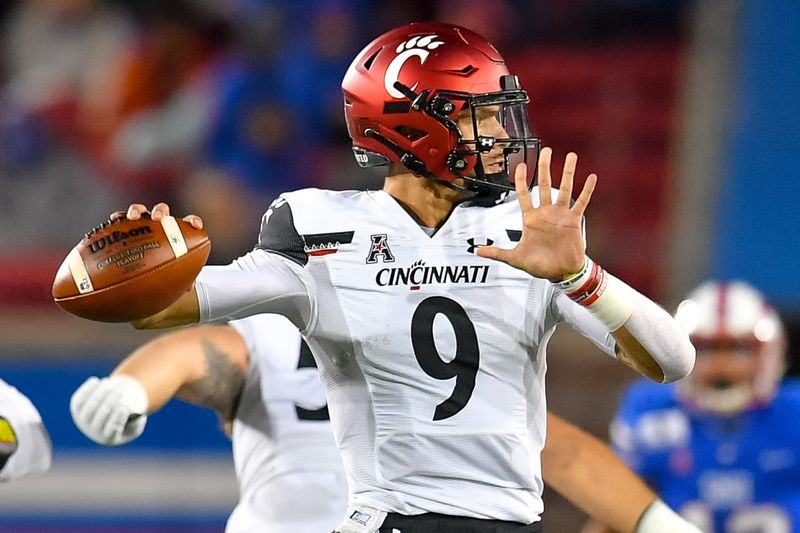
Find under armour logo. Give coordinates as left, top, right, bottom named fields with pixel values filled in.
left=366, top=234, right=395, bottom=264
left=466, top=237, right=493, bottom=254
left=477, top=136, right=495, bottom=152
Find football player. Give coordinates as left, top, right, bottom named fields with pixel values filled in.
left=586, top=280, right=800, bottom=533
left=0, top=379, right=52, bottom=482
left=114, top=22, right=695, bottom=531
left=70, top=314, right=698, bottom=532
left=71, top=314, right=345, bottom=533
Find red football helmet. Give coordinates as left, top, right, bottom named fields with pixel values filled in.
left=342, top=22, right=540, bottom=200
left=675, top=281, right=787, bottom=416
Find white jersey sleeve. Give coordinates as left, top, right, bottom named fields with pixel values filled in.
left=0, top=379, right=52, bottom=482
left=554, top=274, right=695, bottom=383
left=195, top=196, right=317, bottom=330
left=552, top=291, right=617, bottom=357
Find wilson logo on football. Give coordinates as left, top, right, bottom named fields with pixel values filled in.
left=87, top=226, right=153, bottom=254
left=376, top=260, right=490, bottom=291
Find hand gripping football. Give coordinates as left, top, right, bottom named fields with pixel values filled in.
left=52, top=214, right=211, bottom=322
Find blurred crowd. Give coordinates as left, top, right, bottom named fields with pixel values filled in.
left=0, top=0, right=687, bottom=263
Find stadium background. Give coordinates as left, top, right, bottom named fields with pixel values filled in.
left=0, top=0, right=798, bottom=531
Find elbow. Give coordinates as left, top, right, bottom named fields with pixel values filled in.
left=661, top=338, right=696, bottom=384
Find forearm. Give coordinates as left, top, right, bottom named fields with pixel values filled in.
left=113, top=328, right=210, bottom=412
left=612, top=294, right=695, bottom=383
left=544, top=413, right=655, bottom=533
left=131, top=248, right=313, bottom=331
left=131, top=287, right=200, bottom=330
left=72, top=325, right=248, bottom=446
left=194, top=250, right=313, bottom=328
left=555, top=258, right=695, bottom=383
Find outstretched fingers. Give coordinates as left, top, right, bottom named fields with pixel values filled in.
left=513, top=162, right=533, bottom=212
left=557, top=152, right=577, bottom=206
left=572, top=173, right=597, bottom=215
left=537, top=147, right=553, bottom=206
left=475, top=242, right=513, bottom=265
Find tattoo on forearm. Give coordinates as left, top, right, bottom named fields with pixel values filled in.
left=179, top=340, right=245, bottom=422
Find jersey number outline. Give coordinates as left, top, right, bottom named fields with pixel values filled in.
left=411, top=296, right=480, bottom=421
left=294, top=340, right=330, bottom=421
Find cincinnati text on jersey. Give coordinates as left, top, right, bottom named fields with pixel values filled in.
left=375, top=260, right=490, bottom=290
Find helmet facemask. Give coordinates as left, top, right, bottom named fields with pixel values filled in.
left=444, top=76, right=540, bottom=201
left=685, top=338, right=768, bottom=416
left=359, top=75, right=540, bottom=204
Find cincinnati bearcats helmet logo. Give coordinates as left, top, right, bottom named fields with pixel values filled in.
left=366, top=234, right=395, bottom=264
left=384, top=35, right=444, bottom=99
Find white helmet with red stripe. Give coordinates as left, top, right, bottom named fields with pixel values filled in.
left=674, top=280, right=786, bottom=416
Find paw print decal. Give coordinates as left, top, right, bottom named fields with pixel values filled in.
left=394, top=35, right=445, bottom=54
left=385, top=34, right=446, bottom=98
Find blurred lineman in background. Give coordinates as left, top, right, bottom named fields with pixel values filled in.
left=585, top=281, right=800, bottom=533
left=71, top=313, right=698, bottom=533
left=0, top=379, right=52, bottom=481
left=71, top=314, right=346, bottom=533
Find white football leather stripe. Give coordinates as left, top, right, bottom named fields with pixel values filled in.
left=161, top=216, right=188, bottom=258
left=67, top=248, right=94, bottom=294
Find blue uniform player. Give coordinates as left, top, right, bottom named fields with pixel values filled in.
left=606, top=281, right=799, bottom=533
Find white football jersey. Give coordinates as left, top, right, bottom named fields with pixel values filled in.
left=196, top=188, right=616, bottom=524
left=0, top=379, right=52, bottom=482
left=226, top=314, right=347, bottom=533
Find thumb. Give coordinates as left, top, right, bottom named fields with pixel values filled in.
left=476, top=245, right=512, bottom=263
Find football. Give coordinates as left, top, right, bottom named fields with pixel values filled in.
left=52, top=214, right=211, bottom=322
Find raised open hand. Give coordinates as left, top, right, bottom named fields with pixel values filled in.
left=476, top=147, right=597, bottom=281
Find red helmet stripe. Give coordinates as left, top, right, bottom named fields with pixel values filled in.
left=716, top=281, right=729, bottom=337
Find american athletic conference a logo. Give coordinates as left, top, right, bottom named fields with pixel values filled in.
left=365, top=234, right=395, bottom=264
left=384, top=34, right=444, bottom=98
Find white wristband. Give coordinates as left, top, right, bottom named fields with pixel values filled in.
left=555, top=257, right=637, bottom=331
left=589, top=273, right=638, bottom=331
left=636, top=499, right=703, bottom=533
